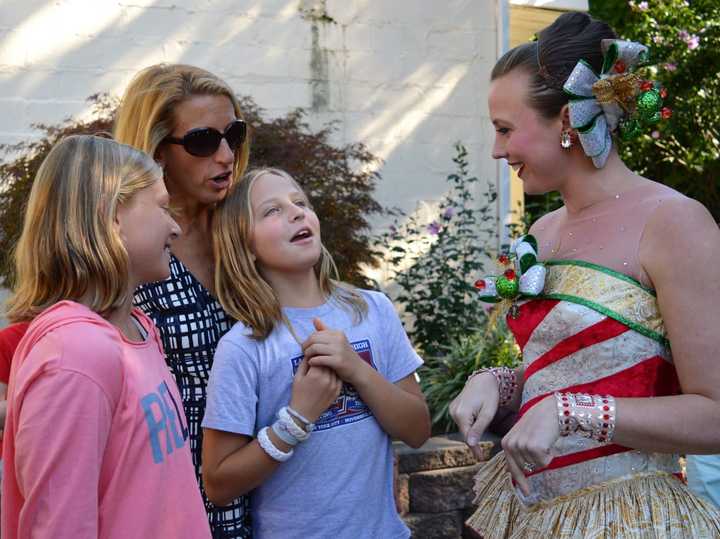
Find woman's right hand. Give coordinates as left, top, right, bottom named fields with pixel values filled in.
left=290, top=356, right=343, bottom=423
left=449, top=373, right=500, bottom=459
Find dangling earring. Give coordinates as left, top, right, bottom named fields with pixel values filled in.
left=560, top=129, right=573, bottom=149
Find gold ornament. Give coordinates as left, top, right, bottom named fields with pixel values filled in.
left=591, top=73, right=641, bottom=112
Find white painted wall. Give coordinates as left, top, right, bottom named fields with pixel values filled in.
left=510, top=0, right=587, bottom=9
left=0, top=0, right=503, bottom=317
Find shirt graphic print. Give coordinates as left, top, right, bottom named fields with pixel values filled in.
left=290, top=339, right=375, bottom=431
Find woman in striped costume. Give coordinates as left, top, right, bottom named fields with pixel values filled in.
left=450, top=12, right=720, bottom=538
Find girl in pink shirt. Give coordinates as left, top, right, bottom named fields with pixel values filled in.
left=2, top=135, right=212, bottom=539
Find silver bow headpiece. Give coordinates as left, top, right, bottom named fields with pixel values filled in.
left=563, top=39, right=649, bottom=168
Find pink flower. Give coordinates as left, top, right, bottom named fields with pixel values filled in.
left=427, top=221, right=441, bottom=235
left=652, top=35, right=664, bottom=44
left=638, top=1, right=648, bottom=10
left=664, top=62, right=677, bottom=72
left=678, top=30, right=700, bottom=50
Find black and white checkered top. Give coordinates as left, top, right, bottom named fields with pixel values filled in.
left=135, top=254, right=251, bottom=538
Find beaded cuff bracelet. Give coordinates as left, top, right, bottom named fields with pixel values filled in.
left=555, top=392, right=616, bottom=443
left=468, top=367, right=518, bottom=408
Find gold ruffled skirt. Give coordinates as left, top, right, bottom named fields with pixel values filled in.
left=466, top=452, right=720, bottom=539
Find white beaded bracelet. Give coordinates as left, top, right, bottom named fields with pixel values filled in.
left=278, top=406, right=312, bottom=441
left=257, top=426, right=294, bottom=462
left=271, top=421, right=299, bottom=446
left=287, top=406, right=314, bottom=430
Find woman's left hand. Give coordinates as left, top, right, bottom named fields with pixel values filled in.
left=501, top=394, right=560, bottom=496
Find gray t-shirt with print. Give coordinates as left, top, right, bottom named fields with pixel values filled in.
left=202, top=290, right=422, bottom=539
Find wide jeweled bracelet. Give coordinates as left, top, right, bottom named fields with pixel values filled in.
left=555, top=392, right=616, bottom=443
left=468, top=367, right=518, bottom=408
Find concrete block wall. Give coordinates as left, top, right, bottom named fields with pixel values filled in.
left=0, top=1, right=500, bottom=225
left=394, top=435, right=496, bottom=538
left=0, top=2, right=505, bottom=319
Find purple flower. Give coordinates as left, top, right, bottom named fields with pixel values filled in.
left=389, top=224, right=397, bottom=234
left=651, top=130, right=660, bottom=139
left=664, top=62, right=677, bottom=72
left=427, top=221, right=441, bottom=235
left=638, top=1, right=648, bottom=10
left=678, top=30, right=700, bottom=50
left=442, top=207, right=455, bottom=220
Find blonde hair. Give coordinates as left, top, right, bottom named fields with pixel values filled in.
left=213, top=167, right=367, bottom=339
left=6, top=135, right=162, bottom=322
left=113, top=63, right=250, bottom=183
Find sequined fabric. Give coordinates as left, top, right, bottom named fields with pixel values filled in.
left=468, top=453, right=720, bottom=539
left=466, top=262, right=720, bottom=537
left=541, top=261, right=666, bottom=342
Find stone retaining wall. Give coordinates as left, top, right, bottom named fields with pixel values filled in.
left=393, top=434, right=497, bottom=538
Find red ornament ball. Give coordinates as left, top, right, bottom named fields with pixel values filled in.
left=614, top=60, right=627, bottom=73
left=474, top=279, right=486, bottom=290
left=640, top=81, right=653, bottom=91
left=661, top=107, right=673, bottom=119
left=504, top=269, right=516, bottom=280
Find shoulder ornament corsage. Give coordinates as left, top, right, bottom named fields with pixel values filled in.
left=474, top=235, right=546, bottom=318
left=563, top=39, right=671, bottom=169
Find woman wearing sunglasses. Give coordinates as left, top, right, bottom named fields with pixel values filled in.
left=114, top=64, right=253, bottom=538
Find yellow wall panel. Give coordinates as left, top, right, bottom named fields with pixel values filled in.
left=510, top=6, right=565, bottom=47
left=505, top=5, right=580, bottom=226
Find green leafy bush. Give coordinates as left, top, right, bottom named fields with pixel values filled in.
left=590, top=0, right=720, bottom=221
left=420, top=320, right=521, bottom=433
left=380, top=144, right=498, bottom=357
left=523, top=1, right=720, bottom=226
left=379, top=143, right=522, bottom=431
left=0, top=94, right=383, bottom=288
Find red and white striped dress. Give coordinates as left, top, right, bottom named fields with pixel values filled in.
left=467, top=260, right=720, bottom=538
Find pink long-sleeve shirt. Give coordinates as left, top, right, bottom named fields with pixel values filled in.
left=1, top=301, right=211, bottom=539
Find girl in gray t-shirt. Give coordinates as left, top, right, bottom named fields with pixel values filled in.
left=201, top=168, right=431, bottom=539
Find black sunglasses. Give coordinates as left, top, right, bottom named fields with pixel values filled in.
left=165, top=119, right=247, bottom=157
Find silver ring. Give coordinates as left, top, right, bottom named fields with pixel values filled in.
left=522, top=461, right=536, bottom=473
